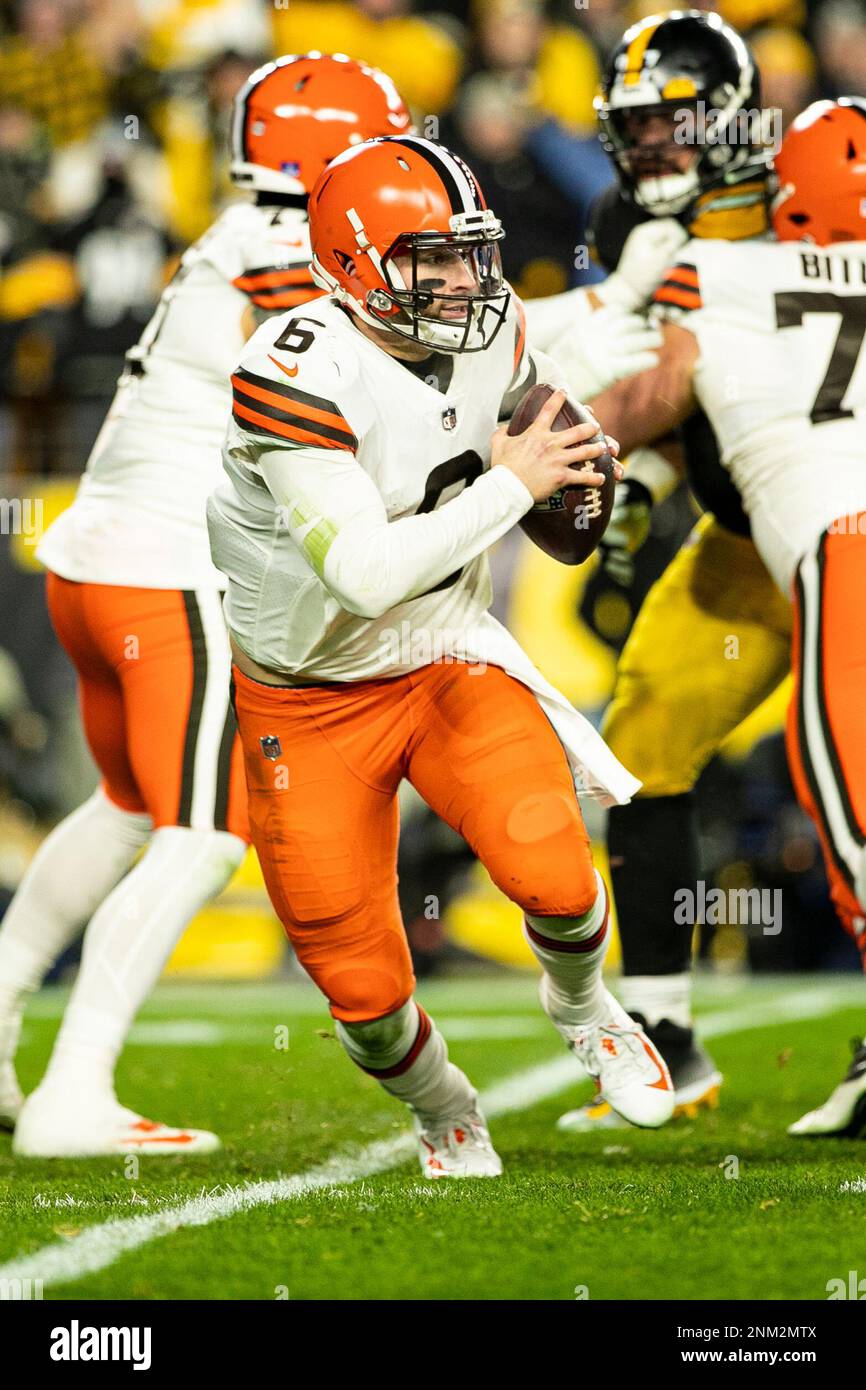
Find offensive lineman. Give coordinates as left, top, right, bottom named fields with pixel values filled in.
left=575, top=98, right=866, bottom=1138
left=208, top=134, right=676, bottom=1178
left=0, top=54, right=413, bottom=1157
left=558, top=11, right=795, bottom=1131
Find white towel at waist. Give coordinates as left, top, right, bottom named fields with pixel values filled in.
left=449, top=612, right=641, bottom=809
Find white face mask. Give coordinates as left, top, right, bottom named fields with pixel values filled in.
left=634, top=168, right=702, bottom=216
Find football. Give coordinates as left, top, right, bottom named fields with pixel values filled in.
left=508, top=383, right=616, bottom=565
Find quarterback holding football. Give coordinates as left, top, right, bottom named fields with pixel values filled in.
left=208, top=134, right=676, bottom=1177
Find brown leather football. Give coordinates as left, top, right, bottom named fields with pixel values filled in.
left=508, top=383, right=616, bottom=565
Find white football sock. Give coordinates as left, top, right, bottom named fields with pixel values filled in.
left=525, top=870, right=611, bottom=1034
left=619, top=972, right=693, bottom=1030
left=0, top=788, right=151, bottom=1063
left=36, top=825, right=245, bottom=1103
left=337, top=999, right=477, bottom=1126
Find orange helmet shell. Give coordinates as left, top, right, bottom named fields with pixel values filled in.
left=308, top=136, right=508, bottom=353
left=772, top=98, right=866, bottom=246
left=310, top=137, right=466, bottom=305
left=230, top=52, right=411, bottom=198
left=308, top=136, right=509, bottom=351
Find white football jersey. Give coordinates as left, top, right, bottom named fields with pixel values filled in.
left=37, top=200, right=320, bottom=589
left=653, top=236, right=866, bottom=591
left=208, top=292, right=556, bottom=680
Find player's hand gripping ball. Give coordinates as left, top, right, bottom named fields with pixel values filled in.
left=509, top=384, right=617, bottom=565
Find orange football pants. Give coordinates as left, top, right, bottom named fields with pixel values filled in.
left=232, top=659, right=598, bottom=1021
left=787, top=520, right=866, bottom=961
left=47, top=573, right=249, bottom=839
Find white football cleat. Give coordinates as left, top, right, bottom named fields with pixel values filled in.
left=788, top=1038, right=866, bottom=1138
left=13, top=1087, right=221, bottom=1157
left=567, top=991, right=674, bottom=1129
left=557, top=1015, right=722, bottom=1132
left=414, top=1106, right=503, bottom=1179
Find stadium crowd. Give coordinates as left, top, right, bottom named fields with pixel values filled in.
left=1, top=0, right=864, bottom=977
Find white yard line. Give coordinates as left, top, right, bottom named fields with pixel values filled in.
left=696, top=985, right=847, bottom=1039
left=0, top=986, right=855, bottom=1292
left=0, top=1054, right=581, bottom=1291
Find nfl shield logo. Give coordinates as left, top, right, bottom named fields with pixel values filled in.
left=442, top=407, right=457, bottom=431
left=260, top=735, right=282, bottom=760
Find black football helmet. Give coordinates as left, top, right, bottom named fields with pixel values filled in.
left=595, top=10, right=771, bottom=221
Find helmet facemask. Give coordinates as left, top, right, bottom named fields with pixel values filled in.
left=364, top=212, right=510, bottom=353
left=600, top=102, right=703, bottom=216
left=594, top=10, right=773, bottom=226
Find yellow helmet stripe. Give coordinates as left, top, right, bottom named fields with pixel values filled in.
left=622, top=20, right=661, bottom=88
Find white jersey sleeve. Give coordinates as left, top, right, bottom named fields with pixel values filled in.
left=213, top=309, right=531, bottom=622
left=208, top=294, right=536, bottom=678
left=259, top=448, right=530, bottom=621
left=200, top=201, right=320, bottom=315
left=36, top=201, right=318, bottom=591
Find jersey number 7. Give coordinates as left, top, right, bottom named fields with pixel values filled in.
left=774, top=291, right=866, bottom=424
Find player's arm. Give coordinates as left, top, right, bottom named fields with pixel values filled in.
left=255, top=391, right=614, bottom=621
left=235, top=263, right=323, bottom=341
left=520, top=219, right=688, bottom=400
left=588, top=321, right=699, bottom=456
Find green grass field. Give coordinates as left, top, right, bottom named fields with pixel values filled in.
left=1, top=972, right=866, bottom=1301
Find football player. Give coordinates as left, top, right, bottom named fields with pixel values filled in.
left=556, top=11, right=794, bottom=1132
left=569, top=97, right=866, bottom=1138
left=208, top=134, right=676, bottom=1179
left=0, top=54, right=413, bottom=1157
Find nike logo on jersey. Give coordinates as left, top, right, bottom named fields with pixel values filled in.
left=268, top=354, right=298, bottom=378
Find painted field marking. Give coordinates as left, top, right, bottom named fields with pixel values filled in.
left=0, top=985, right=853, bottom=1292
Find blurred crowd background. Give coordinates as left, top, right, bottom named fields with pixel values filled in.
left=0, top=0, right=863, bottom=981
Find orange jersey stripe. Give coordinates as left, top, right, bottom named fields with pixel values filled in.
left=248, top=287, right=324, bottom=309
left=665, top=264, right=699, bottom=288
left=233, top=371, right=351, bottom=435
left=654, top=285, right=703, bottom=310
left=232, top=398, right=355, bottom=451
left=234, top=267, right=315, bottom=291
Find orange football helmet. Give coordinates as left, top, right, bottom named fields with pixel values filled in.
left=772, top=98, right=866, bottom=245
left=308, top=136, right=509, bottom=353
left=230, top=52, right=411, bottom=198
